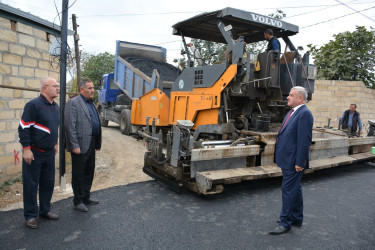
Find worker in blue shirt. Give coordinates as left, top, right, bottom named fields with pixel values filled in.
left=264, top=29, right=281, bottom=52
left=339, top=104, right=363, bottom=136
left=18, top=77, right=60, bottom=229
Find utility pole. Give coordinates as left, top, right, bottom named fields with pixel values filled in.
left=59, top=0, right=69, bottom=188
left=72, top=14, right=81, bottom=92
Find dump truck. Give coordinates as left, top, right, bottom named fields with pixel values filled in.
left=98, top=41, right=180, bottom=134
left=136, top=8, right=375, bottom=195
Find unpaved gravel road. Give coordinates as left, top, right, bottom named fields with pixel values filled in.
left=0, top=122, right=151, bottom=211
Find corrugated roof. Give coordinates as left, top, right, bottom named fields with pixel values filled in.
left=0, top=3, right=74, bottom=36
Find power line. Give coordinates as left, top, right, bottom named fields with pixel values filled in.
left=79, top=10, right=201, bottom=17
left=301, top=5, right=375, bottom=29
left=154, top=40, right=181, bottom=46
left=285, top=0, right=357, bottom=19
left=150, top=3, right=375, bottom=49
left=78, top=4, right=375, bottom=51
left=78, top=2, right=374, bottom=18
left=80, top=34, right=171, bottom=37
left=335, top=0, right=375, bottom=22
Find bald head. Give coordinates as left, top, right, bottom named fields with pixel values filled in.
left=40, top=77, right=60, bottom=103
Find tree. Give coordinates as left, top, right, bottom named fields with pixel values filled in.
left=173, top=10, right=286, bottom=68
left=173, top=39, right=227, bottom=68
left=67, top=50, right=91, bottom=93
left=308, top=26, right=375, bottom=88
left=81, top=52, right=115, bottom=89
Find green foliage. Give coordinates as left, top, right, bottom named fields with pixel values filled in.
left=0, top=177, right=22, bottom=194
left=67, top=50, right=91, bottom=85
left=81, top=52, right=115, bottom=89
left=308, top=26, right=375, bottom=88
left=173, top=39, right=227, bottom=68
left=268, top=9, right=286, bottom=19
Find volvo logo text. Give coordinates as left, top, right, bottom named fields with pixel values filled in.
left=250, top=14, right=282, bottom=28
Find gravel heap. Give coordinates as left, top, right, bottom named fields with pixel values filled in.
left=125, top=57, right=180, bottom=82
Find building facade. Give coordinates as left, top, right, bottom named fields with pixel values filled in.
left=0, top=3, right=72, bottom=184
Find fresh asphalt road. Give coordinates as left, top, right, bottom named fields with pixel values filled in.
left=1, top=162, right=375, bottom=250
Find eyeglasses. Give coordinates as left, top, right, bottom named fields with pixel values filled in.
left=45, top=85, right=60, bottom=88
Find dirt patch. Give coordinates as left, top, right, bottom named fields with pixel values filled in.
left=0, top=122, right=151, bottom=211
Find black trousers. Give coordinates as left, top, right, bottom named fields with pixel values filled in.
left=22, top=148, right=55, bottom=220
left=71, top=137, right=96, bottom=205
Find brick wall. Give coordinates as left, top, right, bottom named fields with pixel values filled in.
left=0, top=16, right=60, bottom=184
left=307, top=80, right=375, bottom=130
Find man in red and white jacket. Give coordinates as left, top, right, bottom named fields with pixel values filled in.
left=18, top=77, right=60, bottom=229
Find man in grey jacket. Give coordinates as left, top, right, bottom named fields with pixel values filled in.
left=65, top=78, right=102, bottom=212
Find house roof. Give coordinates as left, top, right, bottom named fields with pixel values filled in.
left=0, top=3, right=74, bottom=36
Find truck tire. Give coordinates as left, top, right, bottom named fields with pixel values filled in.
left=120, top=109, right=131, bottom=135
left=98, top=106, right=109, bottom=127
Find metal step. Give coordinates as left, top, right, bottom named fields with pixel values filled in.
left=195, top=153, right=375, bottom=194
left=143, top=165, right=183, bottom=194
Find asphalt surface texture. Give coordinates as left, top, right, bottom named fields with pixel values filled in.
left=1, top=162, right=375, bottom=250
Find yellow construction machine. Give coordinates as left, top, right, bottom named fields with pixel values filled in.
left=134, top=7, right=375, bottom=194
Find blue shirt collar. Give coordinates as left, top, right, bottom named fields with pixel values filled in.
left=80, top=94, right=92, bottom=103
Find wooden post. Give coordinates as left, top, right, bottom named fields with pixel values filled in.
left=72, top=14, right=81, bottom=92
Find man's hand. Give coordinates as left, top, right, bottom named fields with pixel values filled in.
left=54, top=144, right=58, bottom=155
left=23, top=148, right=34, bottom=165
left=295, top=165, right=304, bottom=172
left=72, top=148, right=81, bottom=155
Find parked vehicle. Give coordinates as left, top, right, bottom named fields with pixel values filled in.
left=98, top=41, right=180, bottom=134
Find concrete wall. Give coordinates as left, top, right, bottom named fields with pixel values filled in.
left=307, top=80, right=375, bottom=129
left=0, top=16, right=59, bottom=184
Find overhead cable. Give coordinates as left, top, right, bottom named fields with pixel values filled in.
left=301, top=5, right=375, bottom=29
left=335, top=0, right=375, bottom=22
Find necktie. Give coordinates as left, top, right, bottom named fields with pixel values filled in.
left=280, top=109, right=294, bottom=131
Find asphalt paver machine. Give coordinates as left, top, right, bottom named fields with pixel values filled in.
left=138, top=7, right=375, bottom=194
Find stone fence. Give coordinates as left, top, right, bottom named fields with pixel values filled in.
left=307, top=80, right=375, bottom=130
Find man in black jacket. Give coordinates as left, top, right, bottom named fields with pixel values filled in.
left=340, top=104, right=363, bottom=136
left=18, top=77, right=60, bottom=229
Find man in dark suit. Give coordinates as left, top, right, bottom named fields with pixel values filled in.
left=65, top=78, right=102, bottom=212
left=269, top=86, right=313, bottom=235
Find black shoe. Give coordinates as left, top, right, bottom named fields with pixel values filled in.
left=25, top=218, right=38, bottom=229
left=84, top=198, right=99, bottom=205
left=292, top=221, right=302, bottom=227
left=269, top=226, right=290, bottom=235
left=74, top=203, right=88, bottom=212
left=40, top=212, right=59, bottom=220
left=277, top=219, right=302, bottom=227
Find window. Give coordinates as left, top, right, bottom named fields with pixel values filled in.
left=194, top=70, right=203, bottom=85
left=109, top=77, right=119, bottom=90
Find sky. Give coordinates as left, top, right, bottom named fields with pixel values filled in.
left=1, top=0, right=374, bottom=66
